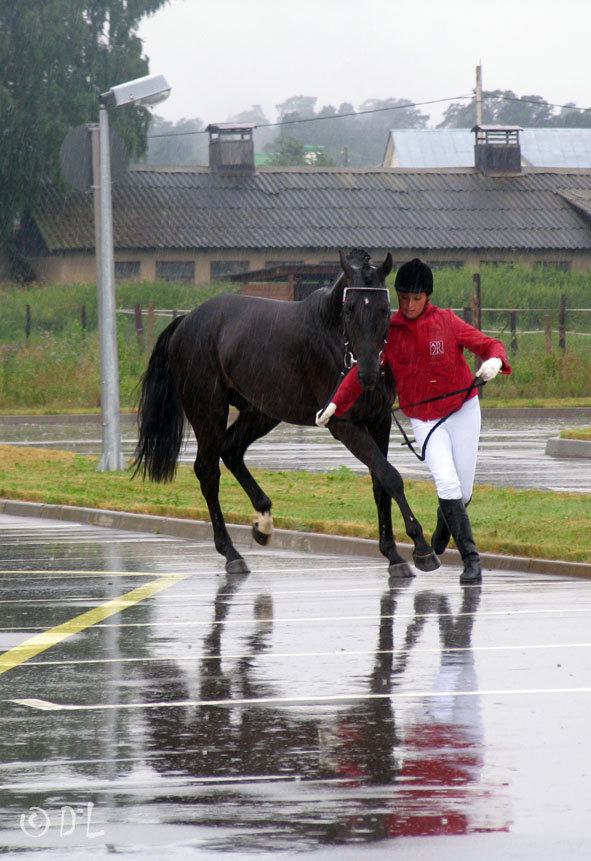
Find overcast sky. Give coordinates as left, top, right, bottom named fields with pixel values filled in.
left=138, top=0, right=590, bottom=128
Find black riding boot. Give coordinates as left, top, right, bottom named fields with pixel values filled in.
left=432, top=496, right=471, bottom=556
left=438, top=498, right=482, bottom=584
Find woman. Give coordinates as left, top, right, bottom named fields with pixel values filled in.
left=316, top=258, right=511, bottom=584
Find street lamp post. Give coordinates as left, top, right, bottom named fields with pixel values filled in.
left=93, top=74, right=170, bottom=471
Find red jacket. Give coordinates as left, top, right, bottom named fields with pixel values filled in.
left=334, top=303, right=511, bottom=421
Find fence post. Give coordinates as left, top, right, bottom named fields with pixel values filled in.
left=544, top=314, right=552, bottom=354
left=25, top=304, right=31, bottom=340
left=510, top=310, right=518, bottom=354
left=133, top=303, right=144, bottom=350
left=559, top=294, right=566, bottom=353
left=471, top=274, right=482, bottom=379
left=148, top=300, right=154, bottom=350
left=81, top=305, right=87, bottom=331
left=472, top=273, right=481, bottom=331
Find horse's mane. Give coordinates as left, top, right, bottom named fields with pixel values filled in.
left=300, top=248, right=376, bottom=324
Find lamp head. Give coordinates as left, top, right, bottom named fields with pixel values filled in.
left=100, top=74, right=171, bottom=108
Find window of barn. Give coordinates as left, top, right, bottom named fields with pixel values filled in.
left=156, top=261, right=195, bottom=283
left=115, top=261, right=140, bottom=280
left=210, top=260, right=250, bottom=280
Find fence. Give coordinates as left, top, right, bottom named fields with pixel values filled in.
left=11, top=294, right=591, bottom=355
left=121, top=295, right=591, bottom=355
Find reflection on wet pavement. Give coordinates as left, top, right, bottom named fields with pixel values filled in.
left=1, top=515, right=590, bottom=857
left=0, top=410, right=589, bottom=493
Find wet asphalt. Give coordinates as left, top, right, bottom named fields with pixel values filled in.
left=0, top=512, right=591, bottom=859
left=0, top=407, right=590, bottom=493
left=0, top=411, right=590, bottom=857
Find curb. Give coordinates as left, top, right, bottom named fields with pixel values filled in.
left=1, top=498, right=590, bottom=581
left=545, top=437, right=591, bottom=459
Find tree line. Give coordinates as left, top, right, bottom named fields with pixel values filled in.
left=2, top=1, right=591, bottom=249
left=144, top=90, right=591, bottom=168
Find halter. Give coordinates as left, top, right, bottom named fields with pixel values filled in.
left=342, top=285, right=390, bottom=368
left=318, top=282, right=391, bottom=414
left=342, top=286, right=390, bottom=302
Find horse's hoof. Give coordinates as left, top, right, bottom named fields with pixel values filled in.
left=226, top=558, right=250, bottom=575
left=412, top=550, right=441, bottom=572
left=252, top=524, right=271, bottom=546
left=388, top=561, right=414, bottom=579
left=252, top=512, right=273, bottom=546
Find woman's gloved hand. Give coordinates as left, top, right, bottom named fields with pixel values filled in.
left=315, top=403, right=337, bottom=427
left=476, top=357, right=502, bottom=382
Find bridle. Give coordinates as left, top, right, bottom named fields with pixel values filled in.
left=342, top=285, right=390, bottom=369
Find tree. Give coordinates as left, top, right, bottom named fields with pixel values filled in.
left=0, top=0, right=168, bottom=241
left=439, top=90, right=555, bottom=128
left=142, top=116, right=208, bottom=166
left=550, top=103, right=591, bottom=128
left=266, top=95, right=428, bottom=167
left=266, top=137, right=308, bottom=166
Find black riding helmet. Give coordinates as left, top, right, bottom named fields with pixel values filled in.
left=394, top=258, right=433, bottom=295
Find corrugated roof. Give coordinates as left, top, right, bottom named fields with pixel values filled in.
left=33, top=166, right=591, bottom=253
left=386, top=128, right=591, bottom=168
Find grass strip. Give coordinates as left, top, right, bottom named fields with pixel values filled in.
left=0, top=445, right=589, bottom=563
left=560, top=427, right=591, bottom=441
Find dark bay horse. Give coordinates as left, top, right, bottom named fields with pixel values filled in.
left=133, top=249, right=440, bottom=577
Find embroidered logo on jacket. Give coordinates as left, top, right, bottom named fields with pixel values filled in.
left=429, top=340, right=444, bottom=356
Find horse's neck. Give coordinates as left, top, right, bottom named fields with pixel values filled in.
left=304, top=276, right=345, bottom=331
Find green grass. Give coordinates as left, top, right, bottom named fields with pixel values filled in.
left=560, top=427, right=591, bottom=440
left=1, top=268, right=590, bottom=409
left=1, top=446, right=589, bottom=563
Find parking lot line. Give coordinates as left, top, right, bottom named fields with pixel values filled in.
left=0, top=573, right=187, bottom=675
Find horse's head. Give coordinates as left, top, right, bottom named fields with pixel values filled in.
left=339, top=248, right=393, bottom=391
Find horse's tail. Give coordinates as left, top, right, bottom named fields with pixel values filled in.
left=132, top=315, right=186, bottom=482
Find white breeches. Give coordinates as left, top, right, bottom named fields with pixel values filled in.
left=410, top=396, right=481, bottom=502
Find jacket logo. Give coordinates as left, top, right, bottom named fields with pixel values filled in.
left=429, top=340, right=444, bottom=356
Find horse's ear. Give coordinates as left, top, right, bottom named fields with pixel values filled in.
left=380, top=252, right=393, bottom=278
left=339, top=249, right=354, bottom=283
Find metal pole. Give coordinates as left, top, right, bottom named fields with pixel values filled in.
left=476, top=64, right=483, bottom=125
left=96, top=105, right=124, bottom=471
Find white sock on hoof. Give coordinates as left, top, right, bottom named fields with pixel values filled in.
left=254, top=511, right=273, bottom=535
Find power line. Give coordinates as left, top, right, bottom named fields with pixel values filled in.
left=147, top=92, right=591, bottom=140
left=147, top=94, right=472, bottom=139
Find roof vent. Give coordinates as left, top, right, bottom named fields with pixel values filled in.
left=207, top=123, right=255, bottom=174
left=472, top=125, right=522, bottom=175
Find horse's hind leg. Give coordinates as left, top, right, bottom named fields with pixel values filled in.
left=222, top=407, right=280, bottom=546
left=190, top=411, right=250, bottom=575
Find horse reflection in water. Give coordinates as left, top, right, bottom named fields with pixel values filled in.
left=142, top=578, right=509, bottom=850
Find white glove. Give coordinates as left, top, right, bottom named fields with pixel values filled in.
left=476, top=357, right=502, bottom=382
left=316, top=402, right=337, bottom=427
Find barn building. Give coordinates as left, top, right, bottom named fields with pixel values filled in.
left=11, top=124, right=591, bottom=285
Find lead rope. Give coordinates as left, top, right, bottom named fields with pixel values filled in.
left=392, top=376, right=486, bottom=462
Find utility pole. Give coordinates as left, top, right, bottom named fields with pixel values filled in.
left=475, top=64, right=483, bottom=125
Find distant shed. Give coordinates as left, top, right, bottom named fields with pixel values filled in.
left=229, top=263, right=340, bottom=301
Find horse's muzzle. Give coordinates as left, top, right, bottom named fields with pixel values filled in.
left=358, top=370, right=379, bottom=391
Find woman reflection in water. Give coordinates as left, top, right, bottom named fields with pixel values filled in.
left=317, top=259, right=511, bottom=584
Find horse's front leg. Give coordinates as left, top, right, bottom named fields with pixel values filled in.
left=367, top=415, right=414, bottom=578
left=330, top=420, right=440, bottom=573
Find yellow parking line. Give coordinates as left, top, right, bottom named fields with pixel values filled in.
left=0, top=574, right=186, bottom=676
